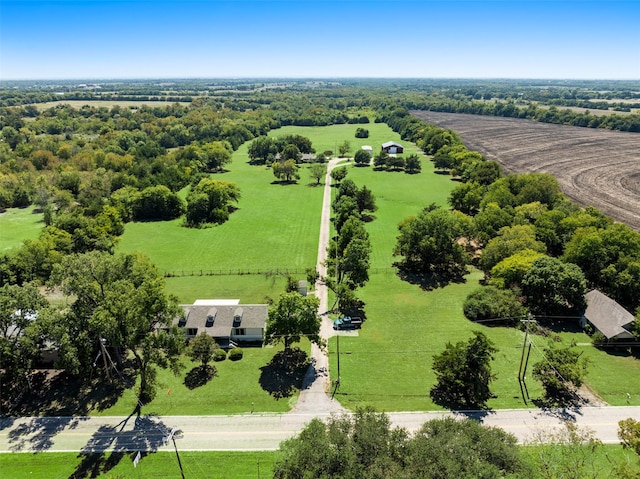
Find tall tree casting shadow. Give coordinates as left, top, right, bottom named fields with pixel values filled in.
left=259, top=348, right=310, bottom=399
left=71, top=413, right=172, bottom=479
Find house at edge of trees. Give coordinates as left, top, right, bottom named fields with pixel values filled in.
left=381, top=141, right=404, bottom=154
left=581, top=289, right=635, bottom=341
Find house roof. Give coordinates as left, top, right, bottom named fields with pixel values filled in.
left=584, top=290, right=635, bottom=340
left=362, top=145, right=373, bottom=150
left=176, top=304, right=268, bottom=339
left=381, top=141, right=403, bottom=148
left=193, top=299, right=240, bottom=306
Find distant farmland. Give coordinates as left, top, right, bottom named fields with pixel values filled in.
left=411, top=111, right=640, bottom=231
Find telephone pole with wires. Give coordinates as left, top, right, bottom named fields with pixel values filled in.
left=518, top=315, right=536, bottom=403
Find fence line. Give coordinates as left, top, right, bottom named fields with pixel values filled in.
left=163, top=267, right=397, bottom=278
left=163, top=268, right=308, bottom=278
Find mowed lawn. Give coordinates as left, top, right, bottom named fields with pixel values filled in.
left=0, top=450, right=279, bottom=479
left=0, top=206, right=44, bottom=253
left=97, top=342, right=305, bottom=417
left=118, top=142, right=323, bottom=288
left=329, top=159, right=640, bottom=411
left=117, top=122, right=408, bottom=303
left=3, top=446, right=639, bottom=479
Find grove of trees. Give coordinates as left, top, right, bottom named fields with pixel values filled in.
left=274, top=408, right=525, bottom=479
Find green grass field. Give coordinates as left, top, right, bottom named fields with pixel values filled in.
left=3, top=445, right=638, bottom=479
left=117, top=144, right=324, bottom=288
left=0, top=206, right=44, bottom=253
left=96, top=342, right=308, bottom=417
left=117, top=122, right=408, bottom=303
left=328, top=157, right=640, bottom=411
left=0, top=450, right=279, bottom=479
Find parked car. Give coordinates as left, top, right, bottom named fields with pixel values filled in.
left=333, top=316, right=362, bottom=330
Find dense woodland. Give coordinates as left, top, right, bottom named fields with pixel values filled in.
left=2, top=78, right=640, bottom=408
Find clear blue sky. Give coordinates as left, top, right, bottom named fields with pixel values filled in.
left=1, top=0, right=638, bottom=80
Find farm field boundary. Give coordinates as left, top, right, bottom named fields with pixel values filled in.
left=411, top=110, right=640, bottom=231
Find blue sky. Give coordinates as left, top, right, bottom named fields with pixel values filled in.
left=1, top=0, right=638, bottom=80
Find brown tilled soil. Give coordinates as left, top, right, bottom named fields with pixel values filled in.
left=411, top=111, right=640, bottom=231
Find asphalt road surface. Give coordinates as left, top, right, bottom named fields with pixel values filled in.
left=2, top=407, right=640, bottom=453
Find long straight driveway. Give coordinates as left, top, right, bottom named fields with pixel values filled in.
left=290, top=157, right=345, bottom=414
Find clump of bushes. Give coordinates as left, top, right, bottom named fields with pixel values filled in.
left=213, top=349, right=227, bottom=361
left=591, top=331, right=607, bottom=348
left=228, top=347, right=244, bottom=361
left=463, top=286, right=527, bottom=325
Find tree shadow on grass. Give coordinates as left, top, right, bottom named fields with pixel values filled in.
left=71, top=413, right=172, bottom=479
left=270, top=180, right=299, bottom=186
left=4, top=366, right=136, bottom=417
left=395, top=263, right=467, bottom=291
left=183, top=365, right=217, bottom=389
left=259, top=348, right=310, bottom=399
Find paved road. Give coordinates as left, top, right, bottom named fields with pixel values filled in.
left=2, top=406, right=640, bottom=453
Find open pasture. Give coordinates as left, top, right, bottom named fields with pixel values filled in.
left=0, top=206, right=43, bottom=253
left=118, top=122, right=406, bottom=303
left=411, top=110, right=640, bottom=231
left=117, top=143, right=324, bottom=298
left=0, top=450, right=278, bottom=479
left=329, top=158, right=640, bottom=411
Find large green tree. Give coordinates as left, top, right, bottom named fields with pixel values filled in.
left=394, top=206, right=469, bottom=279
left=532, top=343, right=589, bottom=405
left=563, top=223, right=640, bottom=309
left=353, top=149, right=371, bottom=166
left=51, top=251, right=184, bottom=405
left=272, top=159, right=300, bottom=183
left=185, top=178, right=240, bottom=227
left=132, top=185, right=185, bottom=221
left=430, top=331, right=497, bottom=409
left=521, top=256, right=587, bottom=315
left=265, top=292, right=322, bottom=350
left=0, top=283, right=49, bottom=391
left=248, top=136, right=277, bottom=164
left=480, top=224, right=546, bottom=273
left=200, top=141, right=232, bottom=172
left=273, top=408, right=524, bottom=479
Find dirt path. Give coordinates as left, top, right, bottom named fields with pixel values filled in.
left=290, top=158, right=347, bottom=415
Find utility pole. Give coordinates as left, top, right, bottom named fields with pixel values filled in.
left=518, top=315, right=535, bottom=382
left=332, top=334, right=341, bottom=399
left=164, top=427, right=185, bottom=479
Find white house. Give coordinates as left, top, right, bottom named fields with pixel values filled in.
left=173, top=300, right=268, bottom=348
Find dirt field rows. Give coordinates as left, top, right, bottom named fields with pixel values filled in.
left=411, top=111, right=640, bottom=231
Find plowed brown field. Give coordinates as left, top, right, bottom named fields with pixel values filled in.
left=411, top=111, right=640, bottom=231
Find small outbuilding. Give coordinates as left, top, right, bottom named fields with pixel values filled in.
left=381, top=141, right=404, bottom=154
left=581, top=290, right=635, bottom=340
left=361, top=145, right=373, bottom=155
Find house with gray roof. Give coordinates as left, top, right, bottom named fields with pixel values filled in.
left=582, top=290, right=635, bottom=340
left=173, top=300, right=268, bottom=348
